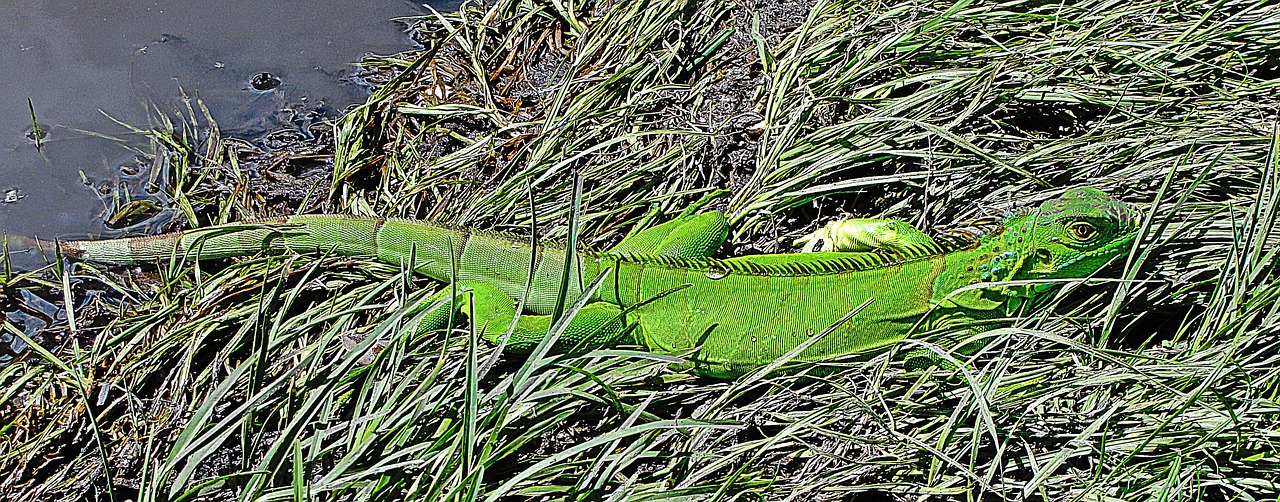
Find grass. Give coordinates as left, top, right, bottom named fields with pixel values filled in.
left=3, top=0, right=1280, bottom=499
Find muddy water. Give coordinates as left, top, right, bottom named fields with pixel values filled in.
left=0, top=1, right=436, bottom=267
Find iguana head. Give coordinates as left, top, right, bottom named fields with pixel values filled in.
left=1000, top=187, right=1142, bottom=283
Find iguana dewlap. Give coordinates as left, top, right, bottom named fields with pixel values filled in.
left=54, top=187, right=1141, bottom=377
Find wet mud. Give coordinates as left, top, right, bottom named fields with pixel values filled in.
left=0, top=0, right=430, bottom=269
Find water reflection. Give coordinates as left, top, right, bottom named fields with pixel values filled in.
left=0, top=0, right=444, bottom=363
left=0, top=0, right=431, bottom=261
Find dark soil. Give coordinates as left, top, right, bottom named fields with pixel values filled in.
left=0, top=1, right=825, bottom=499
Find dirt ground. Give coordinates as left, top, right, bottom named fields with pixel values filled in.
left=0, top=2, right=824, bottom=499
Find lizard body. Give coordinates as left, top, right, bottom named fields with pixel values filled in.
left=55, top=187, right=1141, bottom=377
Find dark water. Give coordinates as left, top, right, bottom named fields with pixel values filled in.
left=0, top=1, right=433, bottom=265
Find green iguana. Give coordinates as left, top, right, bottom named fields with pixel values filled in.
left=50, top=186, right=1140, bottom=377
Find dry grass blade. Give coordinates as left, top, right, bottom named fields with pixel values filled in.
left=3, top=0, right=1280, bottom=500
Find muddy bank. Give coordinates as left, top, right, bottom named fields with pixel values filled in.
left=5, top=0, right=1280, bottom=499
left=0, top=0, right=431, bottom=270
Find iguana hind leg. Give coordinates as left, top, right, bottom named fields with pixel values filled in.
left=409, top=281, right=630, bottom=353
left=610, top=190, right=729, bottom=258
left=416, top=205, right=729, bottom=351
left=406, top=195, right=730, bottom=354
left=609, top=211, right=728, bottom=258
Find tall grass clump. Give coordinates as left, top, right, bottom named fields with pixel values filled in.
left=2, top=0, right=1279, bottom=500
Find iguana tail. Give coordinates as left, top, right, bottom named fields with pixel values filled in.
left=57, top=215, right=578, bottom=301
left=58, top=215, right=390, bottom=264
left=58, top=215, right=549, bottom=274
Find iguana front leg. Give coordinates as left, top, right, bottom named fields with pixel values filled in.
left=794, top=218, right=936, bottom=255
left=902, top=309, right=1004, bottom=370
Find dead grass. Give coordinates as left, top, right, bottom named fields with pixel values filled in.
left=2, top=0, right=1280, bottom=499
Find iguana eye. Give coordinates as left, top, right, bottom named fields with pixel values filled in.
left=1069, top=222, right=1097, bottom=241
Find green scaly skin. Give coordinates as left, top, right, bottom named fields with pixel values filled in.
left=793, top=218, right=935, bottom=255
left=54, top=187, right=1141, bottom=378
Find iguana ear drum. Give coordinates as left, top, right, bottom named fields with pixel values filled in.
left=1035, top=248, right=1053, bottom=267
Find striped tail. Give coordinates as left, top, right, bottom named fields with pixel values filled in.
left=57, top=214, right=583, bottom=314
left=59, top=215, right=386, bottom=265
